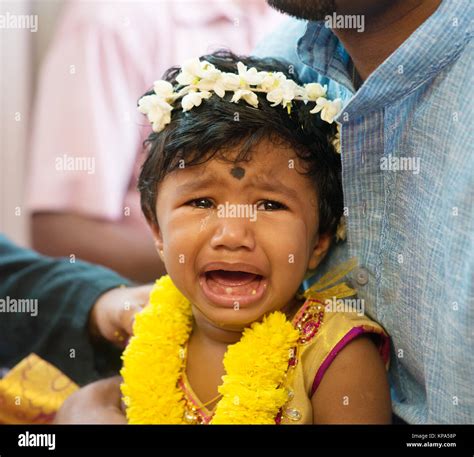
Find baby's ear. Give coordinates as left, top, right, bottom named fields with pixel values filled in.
left=308, top=232, right=332, bottom=271
left=149, top=222, right=164, bottom=259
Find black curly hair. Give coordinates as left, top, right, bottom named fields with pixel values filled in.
left=138, top=50, right=343, bottom=236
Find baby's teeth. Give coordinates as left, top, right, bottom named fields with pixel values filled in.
left=225, top=287, right=233, bottom=295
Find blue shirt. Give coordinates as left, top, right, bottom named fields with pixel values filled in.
left=255, top=0, right=473, bottom=424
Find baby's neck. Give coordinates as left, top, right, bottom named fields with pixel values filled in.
left=192, top=312, right=244, bottom=346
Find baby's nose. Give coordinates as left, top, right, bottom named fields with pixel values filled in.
left=209, top=215, right=256, bottom=251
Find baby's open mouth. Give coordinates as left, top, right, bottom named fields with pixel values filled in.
left=199, top=266, right=268, bottom=308
left=205, top=270, right=263, bottom=295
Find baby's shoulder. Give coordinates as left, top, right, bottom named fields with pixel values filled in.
left=291, top=299, right=390, bottom=386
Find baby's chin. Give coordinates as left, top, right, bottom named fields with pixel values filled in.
left=192, top=301, right=271, bottom=332
left=191, top=291, right=305, bottom=333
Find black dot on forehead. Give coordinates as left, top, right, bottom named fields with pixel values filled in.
left=230, top=166, right=245, bottom=180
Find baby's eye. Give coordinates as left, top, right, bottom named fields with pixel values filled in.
left=187, top=198, right=214, bottom=209
left=257, top=200, right=288, bottom=211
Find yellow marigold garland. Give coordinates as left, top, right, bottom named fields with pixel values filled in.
left=120, top=275, right=299, bottom=424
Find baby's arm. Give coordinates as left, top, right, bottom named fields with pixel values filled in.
left=311, top=335, right=391, bottom=424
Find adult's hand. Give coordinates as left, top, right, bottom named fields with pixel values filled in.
left=89, top=284, right=153, bottom=347
left=53, top=376, right=127, bottom=424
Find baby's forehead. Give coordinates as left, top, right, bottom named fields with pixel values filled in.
left=161, top=136, right=319, bottom=199
left=169, top=152, right=315, bottom=205
left=193, top=138, right=302, bottom=177
left=177, top=147, right=301, bottom=184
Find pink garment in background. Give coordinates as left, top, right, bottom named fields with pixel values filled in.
left=27, top=0, right=285, bottom=228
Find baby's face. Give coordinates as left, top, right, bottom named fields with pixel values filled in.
left=152, top=137, right=331, bottom=330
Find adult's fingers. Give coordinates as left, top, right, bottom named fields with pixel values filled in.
left=53, top=376, right=127, bottom=424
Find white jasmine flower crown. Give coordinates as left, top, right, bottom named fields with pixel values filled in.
left=138, top=58, right=342, bottom=143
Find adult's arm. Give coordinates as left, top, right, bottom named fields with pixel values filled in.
left=32, top=212, right=165, bottom=283
left=0, top=234, right=131, bottom=385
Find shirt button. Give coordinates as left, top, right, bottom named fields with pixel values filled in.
left=355, top=267, right=369, bottom=286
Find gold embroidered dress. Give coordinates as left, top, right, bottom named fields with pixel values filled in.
left=177, top=296, right=389, bottom=424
